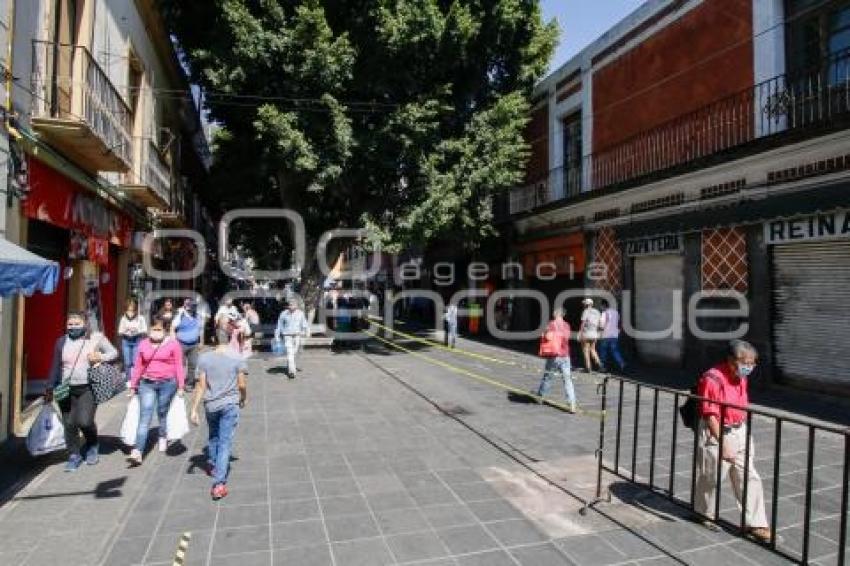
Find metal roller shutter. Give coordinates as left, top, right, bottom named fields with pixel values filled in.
left=772, top=241, right=850, bottom=387
left=634, top=255, right=684, bottom=365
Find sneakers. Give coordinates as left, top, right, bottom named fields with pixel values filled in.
left=568, top=403, right=577, bottom=414
left=84, top=443, right=99, bottom=466
left=64, top=454, right=83, bottom=472
left=211, top=483, right=228, bottom=500
left=701, top=519, right=722, bottom=532
left=127, top=449, right=143, bottom=466
left=158, top=437, right=168, bottom=452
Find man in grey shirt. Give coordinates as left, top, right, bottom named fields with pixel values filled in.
left=190, top=332, right=248, bottom=501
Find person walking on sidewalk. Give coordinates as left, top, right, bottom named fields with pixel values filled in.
left=172, top=298, right=203, bottom=390
left=579, top=298, right=603, bottom=373
left=118, top=299, right=147, bottom=384
left=45, top=311, right=118, bottom=471
left=444, top=303, right=459, bottom=349
left=128, top=316, right=185, bottom=466
left=694, top=340, right=771, bottom=543
left=190, top=326, right=248, bottom=501
left=534, top=308, right=576, bottom=412
left=275, top=299, right=308, bottom=378
left=597, top=300, right=626, bottom=373
left=158, top=298, right=176, bottom=329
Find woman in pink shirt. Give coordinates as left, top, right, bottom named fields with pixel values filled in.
left=128, top=315, right=185, bottom=465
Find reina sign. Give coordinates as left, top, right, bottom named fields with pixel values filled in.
left=765, top=210, right=850, bottom=244
left=626, top=234, right=683, bottom=257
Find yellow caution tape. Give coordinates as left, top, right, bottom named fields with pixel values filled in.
left=368, top=317, right=603, bottom=385
left=365, top=330, right=605, bottom=419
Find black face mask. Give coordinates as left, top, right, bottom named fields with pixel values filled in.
left=67, top=327, right=85, bottom=340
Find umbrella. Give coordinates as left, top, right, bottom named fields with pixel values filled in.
left=0, top=237, right=59, bottom=297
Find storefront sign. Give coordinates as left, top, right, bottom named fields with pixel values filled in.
left=24, top=158, right=133, bottom=247
left=626, top=234, right=683, bottom=256
left=765, top=211, right=850, bottom=244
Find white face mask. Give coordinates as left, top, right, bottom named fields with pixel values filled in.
left=149, top=330, right=165, bottom=343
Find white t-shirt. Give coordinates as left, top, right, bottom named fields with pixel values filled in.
left=601, top=309, right=620, bottom=339
left=581, top=307, right=602, bottom=339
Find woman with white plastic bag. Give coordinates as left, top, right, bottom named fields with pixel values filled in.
left=127, top=315, right=185, bottom=466
left=44, top=311, right=118, bottom=471
left=26, top=403, right=66, bottom=456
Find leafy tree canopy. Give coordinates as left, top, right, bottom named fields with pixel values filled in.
left=163, top=0, right=557, bottom=260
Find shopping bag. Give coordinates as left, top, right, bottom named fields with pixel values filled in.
left=166, top=396, right=190, bottom=441
left=120, top=396, right=140, bottom=447
left=26, top=404, right=66, bottom=456
left=271, top=338, right=285, bottom=355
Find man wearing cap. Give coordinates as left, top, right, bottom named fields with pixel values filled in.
left=275, top=300, right=309, bottom=378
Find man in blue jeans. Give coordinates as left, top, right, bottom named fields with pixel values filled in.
left=597, top=300, right=626, bottom=373
left=190, top=328, right=248, bottom=500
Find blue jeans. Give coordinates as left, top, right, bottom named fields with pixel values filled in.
left=122, top=337, right=141, bottom=380
left=598, top=338, right=626, bottom=371
left=446, top=321, right=458, bottom=347
left=206, top=404, right=240, bottom=486
left=136, top=378, right=178, bottom=451
left=536, top=356, right=576, bottom=404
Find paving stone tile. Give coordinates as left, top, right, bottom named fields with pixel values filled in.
left=320, top=495, right=371, bottom=518
left=217, top=504, right=271, bottom=529
left=157, top=506, right=217, bottom=534
left=331, top=537, right=394, bottom=566
left=485, top=518, right=549, bottom=546
left=436, top=524, right=500, bottom=554
left=555, top=534, right=628, bottom=565
left=365, top=491, right=417, bottom=512
left=421, top=503, right=478, bottom=528
left=324, top=514, right=381, bottom=542
left=212, top=524, right=271, bottom=556
left=466, top=499, right=524, bottom=522
left=373, top=507, right=431, bottom=535
left=144, top=530, right=213, bottom=564
left=101, top=536, right=151, bottom=566
left=271, top=519, right=328, bottom=549
left=272, top=543, right=333, bottom=566
left=269, top=481, right=316, bottom=501
left=314, top=478, right=361, bottom=498
left=455, top=549, right=516, bottom=566
left=271, top=499, right=321, bottom=523
left=510, top=543, right=577, bottom=566
left=207, top=550, right=271, bottom=566
left=385, top=531, right=449, bottom=563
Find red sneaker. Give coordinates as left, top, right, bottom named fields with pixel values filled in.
left=211, top=484, right=228, bottom=500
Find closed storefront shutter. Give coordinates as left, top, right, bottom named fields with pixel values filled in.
left=772, top=241, right=850, bottom=388
left=634, top=255, right=684, bottom=365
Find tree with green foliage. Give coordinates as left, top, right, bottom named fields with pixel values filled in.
left=162, top=0, right=556, bottom=291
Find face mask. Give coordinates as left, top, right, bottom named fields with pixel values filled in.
left=126, top=311, right=136, bottom=319
left=67, top=327, right=85, bottom=339
left=736, top=363, right=755, bottom=378
left=149, top=330, right=165, bottom=343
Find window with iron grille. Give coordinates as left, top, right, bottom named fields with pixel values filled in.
left=562, top=112, right=582, bottom=198
left=787, top=0, right=850, bottom=80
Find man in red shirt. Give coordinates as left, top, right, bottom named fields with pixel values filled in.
left=535, top=307, right=576, bottom=413
left=694, top=340, right=769, bottom=542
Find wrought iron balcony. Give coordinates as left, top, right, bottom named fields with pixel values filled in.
left=121, top=139, right=172, bottom=209
left=30, top=40, right=132, bottom=172
left=509, top=50, right=850, bottom=216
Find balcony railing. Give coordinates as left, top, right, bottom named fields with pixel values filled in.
left=31, top=40, right=132, bottom=171
left=121, top=139, right=171, bottom=208
left=507, top=50, right=850, bottom=216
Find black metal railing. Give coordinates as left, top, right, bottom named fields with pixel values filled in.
left=591, top=374, right=850, bottom=565
left=508, top=50, right=850, bottom=216
left=31, top=40, right=133, bottom=168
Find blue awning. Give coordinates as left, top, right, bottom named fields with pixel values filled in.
left=0, top=237, right=59, bottom=297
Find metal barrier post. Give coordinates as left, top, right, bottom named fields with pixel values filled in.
left=650, top=388, right=659, bottom=488
left=740, top=412, right=753, bottom=531
left=669, top=393, right=678, bottom=496
left=615, top=380, right=624, bottom=472
left=802, top=426, right=815, bottom=564
left=581, top=377, right=610, bottom=517
left=715, top=405, right=727, bottom=521
left=838, top=434, right=849, bottom=566
left=770, top=419, right=782, bottom=549
left=632, top=384, right=641, bottom=482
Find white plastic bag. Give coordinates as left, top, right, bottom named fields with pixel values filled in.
left=166, top=396, right=189, bottom=441
left=120, top=396, right=140, bottom=447
left=26, top=403, right=66, bottom=456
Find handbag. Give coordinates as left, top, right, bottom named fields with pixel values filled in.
left=53, top=337, right=87, bottom=403
left=89, top=361, right=125, bottom=404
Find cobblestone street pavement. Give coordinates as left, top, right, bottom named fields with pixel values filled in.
left=0, top=334, right=842, bottom=565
